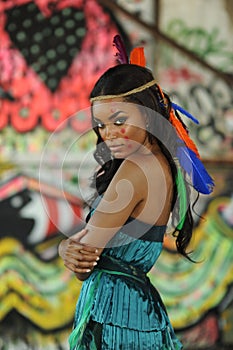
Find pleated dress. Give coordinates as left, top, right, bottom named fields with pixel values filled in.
left=69, top=199, right=183, bottom=350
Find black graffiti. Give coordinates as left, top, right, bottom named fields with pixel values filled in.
left=171, top=79, right=233, bottom=148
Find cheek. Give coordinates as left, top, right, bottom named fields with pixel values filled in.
left=123, top=126, right=146, bottom=140
left=124, top=136, right=133, bottom=149
left=123, top=135, right=131, bottom=147
left=122, top=136, right=133, bottom=149
left=98, top=129, right=106, bottom=140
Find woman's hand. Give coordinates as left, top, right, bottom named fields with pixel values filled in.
left=58, top=229, right=100, bottom=280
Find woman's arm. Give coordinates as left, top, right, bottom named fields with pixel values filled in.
left=59, top=155, right=166, bottom=279
left=58, top=159, right=144, bottom=280
left=80, top=159, right=147, bottom=247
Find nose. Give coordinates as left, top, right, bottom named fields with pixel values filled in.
left=104, top=123, right=117, bottom=140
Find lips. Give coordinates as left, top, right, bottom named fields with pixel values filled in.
left=108, top=144, right=124, bottom=152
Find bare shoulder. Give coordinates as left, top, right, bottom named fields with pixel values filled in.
left=118, top=156, right=145, bottom=173
left=114, top=157, right=148, bottom=186
left=121, top=153, right=168, bottom=177
left=98, top=157, right=148, bottom=210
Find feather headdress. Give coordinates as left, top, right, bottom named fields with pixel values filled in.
left=113, top=35, right=146, bottom=67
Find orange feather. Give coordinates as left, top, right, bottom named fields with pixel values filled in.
left=130, top=47, right=146, bottom=67
left=169, top=110, right=200, bottom=158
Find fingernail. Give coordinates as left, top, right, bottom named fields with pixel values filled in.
left=95, top=249, right=98, bottom=253
left=86, top=269, right=91, bottom=272
left=96, top=257, right=100, bottom=261
left=93, top=262, right=97, bottom=266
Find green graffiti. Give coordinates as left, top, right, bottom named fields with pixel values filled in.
left=164, top=19, right=233, bottom=71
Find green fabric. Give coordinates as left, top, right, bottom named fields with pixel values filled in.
left=69, top=267, right=146, bottom=350
left=69, top=272, right=103, bottom=350
left=175, top=167, right=187, bottom=230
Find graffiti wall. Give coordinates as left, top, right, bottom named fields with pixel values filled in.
left=0, top=0, right=233, bottom=349
left=0, top=0, right=126, bottom=348
left=154, top=0, right=233, bottom=348
left=149, top=164, right=233, bottom=348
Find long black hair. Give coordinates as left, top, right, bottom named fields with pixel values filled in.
left=89, top=64, right=195, bottom=261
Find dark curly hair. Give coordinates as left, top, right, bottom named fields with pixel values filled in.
left=89, top=63, right=195, bottom=261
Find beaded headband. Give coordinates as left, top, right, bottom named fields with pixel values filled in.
left=90, top=79, right=157, bottom=102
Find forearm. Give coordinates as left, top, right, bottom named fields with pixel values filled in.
left=58, top=236, right=100, bottom=279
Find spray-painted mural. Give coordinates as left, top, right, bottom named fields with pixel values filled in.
left=155, top=10, right=233, bottom=348
left=160, top=18, right=233, bottom=161
left=0, top=0, right=233, bottom=349
left=0, top=174, right=84, bottom=349
left=149, top=166, right=233, bottom=348
left=0, top=0, right=127, bottom=348
left=0, top=0, right=126, bottom=132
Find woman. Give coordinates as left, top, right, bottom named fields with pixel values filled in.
left=59, top=59, right=214, bottom=349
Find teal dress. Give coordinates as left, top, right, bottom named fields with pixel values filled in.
left=69, top=199, right=183, bottom=350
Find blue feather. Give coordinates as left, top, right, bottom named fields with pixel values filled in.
left=177, top=147, right=214, bottom=194
left=172, top=102, right=200, bottom=125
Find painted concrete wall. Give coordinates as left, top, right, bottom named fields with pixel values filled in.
left=0, top=0, right=232, bottom=349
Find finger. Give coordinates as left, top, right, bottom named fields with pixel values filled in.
left=71, top=228, right=88, bottom=241
left=64, top=262, right=77, bottom=273
left=64, top=248, right=99, bottom=262
left=78, top=253, right=100, bottom=262
left=64, top=255, right=98, bottom=268
left=69, top=233, right=99, bottom=254
left=67, top=237, right=97, bottom=250
left=63, top=256, right=81, bottom=266
left=81, top=246, right=99, bottom=254
left=67, top=240, right=99, bottom=256
left=69, top=241, right=99, bottom=254
left=64, top=243, right=92, bottom=256
left=75, top=268, right=92, bottom=273
left=64, top=262, right=95, bottom=273
left=75, top=260, right=98, bottom=268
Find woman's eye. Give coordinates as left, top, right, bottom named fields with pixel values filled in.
left=97, top=122, right=105, bottom=129
left=94, top=120, right=105, bottom=128
left=114, top=117, right=127, bottom=126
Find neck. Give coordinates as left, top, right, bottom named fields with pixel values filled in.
left=139, top=139, right=161, bottom=156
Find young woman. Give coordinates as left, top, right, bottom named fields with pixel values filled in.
left=59, top=61, right=214, bottom=349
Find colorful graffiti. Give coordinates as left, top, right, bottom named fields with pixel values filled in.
left=166, top=78, right=233, bottom=160
left=160, top=19, right=233, bottom=161
left=157, top=18, right=233, bottom=348
left=1, top=169, right=233, bottom=349
left=0, top=0, right=123, bottom=133
left=0, top=1, right=131, bottom=348
left=164, top=19, right=233, bottom=71
left=0, top=173, right=85, bottom=348
left=0, top=1, right=233, bottom=348
left=150, top=191, right=233, bottom=347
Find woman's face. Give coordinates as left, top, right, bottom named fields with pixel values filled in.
left=92, top=98, right=150, bottom=159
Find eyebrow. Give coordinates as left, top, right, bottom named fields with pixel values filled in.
left=94, top=111, right=124, bottom=122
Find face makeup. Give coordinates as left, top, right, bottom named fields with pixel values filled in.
left=93, top=99, right=151, bottom=159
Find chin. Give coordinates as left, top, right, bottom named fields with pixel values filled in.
left=112, top=152, right=127, bottom=159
